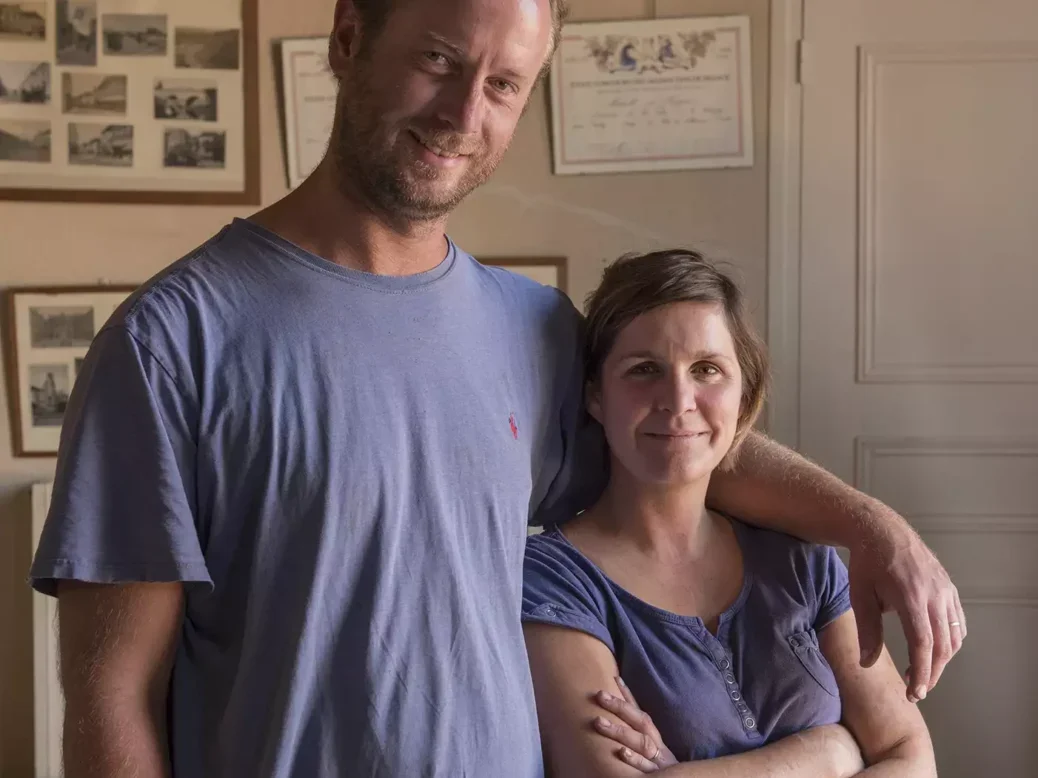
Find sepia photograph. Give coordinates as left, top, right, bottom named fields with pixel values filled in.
left=62, top=72, right=127, bottom=115
left=174, top=27, right=240, bottom=70
left=0, top=61, right=49, bottom=104
left=29, top=305, right=95, bottom=348
left=154, top=78, right=217, bottom=121
left=102, top=13, right=166, bottom=56
left=69, top=122, right=133, bottom=167
left=56, top=0, right=97, bottom=66
left=164, top=127, right=225, bottom=168
left=28, top=364, right=70, bottom=427
left=0, top=2, right=46, bottom=41
left=0, top=119, right=50, bottom=162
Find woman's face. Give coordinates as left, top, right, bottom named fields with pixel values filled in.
left=589, top=301, right=744, bottom=487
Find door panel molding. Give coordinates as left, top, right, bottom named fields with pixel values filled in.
left=856, top=437, right=1038, bottom=605
left=857, top=42, right=1038, bottom=383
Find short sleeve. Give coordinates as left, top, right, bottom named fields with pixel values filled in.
left=522, top=535, right=615, bottom=652
left=529, top=307, right=608, bottom=528
left=814, top=545, right=852, bottom=631
left=29, top=325, right=212, bottom=596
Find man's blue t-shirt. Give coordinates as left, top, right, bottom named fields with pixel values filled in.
left=523, top=520, right=851, bottom=760
left=30, top=219, right=601, bottom=777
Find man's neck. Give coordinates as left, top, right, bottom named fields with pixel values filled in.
left=249, top=158, right=451, bottom=277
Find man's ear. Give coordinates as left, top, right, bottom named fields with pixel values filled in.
left=328, top=0, right=363, bottom=78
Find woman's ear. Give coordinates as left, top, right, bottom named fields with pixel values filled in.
left=585, top=381, right=603, bottom=424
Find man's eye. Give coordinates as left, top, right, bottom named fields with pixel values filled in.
left=424, top=51, right=450, bottom=67
left=489, top=78, right=518, bottom=95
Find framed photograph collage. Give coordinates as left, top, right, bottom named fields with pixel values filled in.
left=0, top=0, right=258, bottom=203
left=4, top=285, right=135, bottom=456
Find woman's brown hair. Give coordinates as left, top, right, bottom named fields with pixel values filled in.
left=583, top=249, right=770, bottom=467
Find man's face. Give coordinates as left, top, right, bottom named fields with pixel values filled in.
left=330, top=0, right=552, bottom=223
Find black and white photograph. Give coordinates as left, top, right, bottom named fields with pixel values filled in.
left=0, top=2, right=46, bottom=41
left=62, top=72, right=127, bottom=115
left=0, top=61, right=49, bottom=104
left=102, top=13, right=167, bottom=56
left=154, top=78, right=217, bottom=121
left=174, top=27, right=240, bottom=70
left=56, top=0, right=97, bottom=67
left=69, top=122, right=132, bottom=167
left=0, top=119, right=50, bottom=162
left=5, top=287, right=137, bottom=455
left=28, top=364, right=70, bottom=427
left=164, top=127, right=225, bottom=168
left=29, top=305, right=95, bottom=348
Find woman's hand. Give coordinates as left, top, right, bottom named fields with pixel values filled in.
left=592, top=676, right=678, bottom=773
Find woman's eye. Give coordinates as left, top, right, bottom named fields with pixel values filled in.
left=628, top=363, right=658, bottom=376
left=693, top=363, right=722, bottom=378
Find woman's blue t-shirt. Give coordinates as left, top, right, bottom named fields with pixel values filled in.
left=522, top=520, right=852, bottom=761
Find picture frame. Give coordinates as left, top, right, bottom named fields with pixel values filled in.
left=550, top=15, right=754, bottom=175
left=0, top=0, right=260, bottom=205
left=276, top=35, right=336, bottom=190
left=3, top=284, right=137, bottom=457
left=481, top=257, right=567, bottom=293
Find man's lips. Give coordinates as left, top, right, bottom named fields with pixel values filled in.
left=409, top=129, right=470, bottom=159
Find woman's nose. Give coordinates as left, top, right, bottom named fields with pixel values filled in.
left=657, top=374, right=698, bottom=414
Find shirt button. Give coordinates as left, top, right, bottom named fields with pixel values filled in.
left=730, top=691, right=741, bottom=701
left=737, top=703, right=749, bottom=713
left=724, top=672, right=736, bottom=684
left=720, top=658, right=731, bottom=670
left=744, top=717, right=756, bottom=730
left=790, top=637, right=799, bottom=648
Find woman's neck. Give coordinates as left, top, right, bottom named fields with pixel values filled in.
left=583, top=465, right=718, bottom=564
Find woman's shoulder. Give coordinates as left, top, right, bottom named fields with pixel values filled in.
left=523, top=528, right=617, bottom=620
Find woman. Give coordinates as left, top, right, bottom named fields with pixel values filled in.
left=522, top=250, right=936, bottom=777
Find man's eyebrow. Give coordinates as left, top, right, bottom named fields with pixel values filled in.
left=426, top=33, right=465, bottom=58
left=425, top=32, right=528, bottom=82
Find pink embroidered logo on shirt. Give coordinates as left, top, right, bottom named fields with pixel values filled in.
left=509, top=413, right=519, bottom=440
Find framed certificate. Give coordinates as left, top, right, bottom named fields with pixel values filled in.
left=550, top=15, right=754, bottom=175
left=0, top=0, right=260, bottom=204
left=277, top=35, right=337, bottom=189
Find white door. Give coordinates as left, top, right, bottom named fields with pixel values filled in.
left=797, top=1, right=1038, bottom=775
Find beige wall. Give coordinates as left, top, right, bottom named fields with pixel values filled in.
left=0, top=0, right=768, bottom=772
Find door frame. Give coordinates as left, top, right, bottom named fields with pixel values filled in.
left=766, top=0, right=805, bottom=448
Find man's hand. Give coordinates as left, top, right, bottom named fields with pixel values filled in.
left=848, top=500, right=967, bottom=703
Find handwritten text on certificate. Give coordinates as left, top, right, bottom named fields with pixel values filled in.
left=550, top=16, right=753, bottom=175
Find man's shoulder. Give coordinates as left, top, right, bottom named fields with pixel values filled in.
left=460, top=249, right=581, bottom=326
left=113, top=220, right=295, bottom=339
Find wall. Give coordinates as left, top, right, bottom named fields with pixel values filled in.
left=0, top=0, right=768, bottom=772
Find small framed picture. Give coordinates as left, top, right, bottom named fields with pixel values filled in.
left=3, top=285, right=136, bottom=457
left=481, top=257, right=567, bottom=293
left=0, top=0, right=259, bottom=205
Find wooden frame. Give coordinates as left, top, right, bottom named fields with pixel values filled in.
left=765, top=0, right=804, bottom=447
left=31, top=481, right=62, bottom=778
left=4, top=284, right=137, bottom=457
left=480, top=256, right=567, bottom=293
left=0, top=0, right=260, bottom=205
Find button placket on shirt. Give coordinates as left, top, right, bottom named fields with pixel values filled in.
left=703, top=633, right=759, bottom=737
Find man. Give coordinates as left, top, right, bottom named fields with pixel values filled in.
left=30, top=0, right=964, bottom=776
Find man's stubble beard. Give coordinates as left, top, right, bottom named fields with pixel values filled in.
left=332, top=64, right=511, bottom=225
